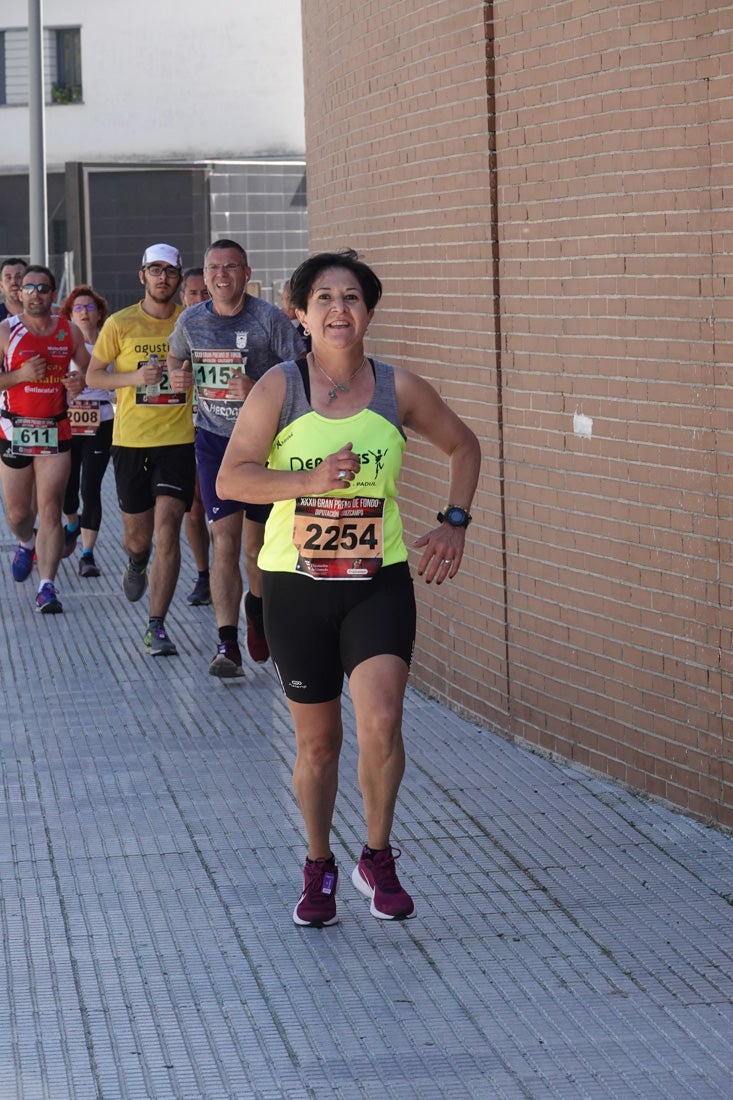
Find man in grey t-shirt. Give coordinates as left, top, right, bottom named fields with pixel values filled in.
left=167, top=239, right=306, bottom=678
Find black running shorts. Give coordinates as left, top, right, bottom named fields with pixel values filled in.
left=0, top=437, right=71, bottom=469
left=262, top=562, right=416, bottom=704
left=112, top=443, right=196, bottom=513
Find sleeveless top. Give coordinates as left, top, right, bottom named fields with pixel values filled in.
left=0, top=315, right=75, bottom=442
left=259, top=358, right=408, bottom=578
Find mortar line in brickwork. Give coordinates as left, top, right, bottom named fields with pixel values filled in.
left=484, top=2, right=512, bottom=712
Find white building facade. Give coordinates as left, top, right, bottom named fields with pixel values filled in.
left=0, top=0, right=308, bottom=306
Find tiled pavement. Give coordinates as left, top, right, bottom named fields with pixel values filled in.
left=1, top=475, right=732, bottom=1099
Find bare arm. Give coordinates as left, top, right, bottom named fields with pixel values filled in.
left=87, top=353, right=162, bottom=391
left=0, top=355, right=48, bottom=391
left=218, top=360, right=482, bottom=587
left=0, top=319, right=9, bottom=382
left=395, top=366, right=482, bottom=584
left=167, top=352, right=253, bottom=401
left=70, top=322, right=91, bottom=374
left=166, top=352, right=193, bottom=393
left=216, top=367, right=361, bottom=503
left=0, top=322, right=49, bottom=391
left=86, top=353, right=128, bottom=391
left=63, top=323, right=91, bottom=399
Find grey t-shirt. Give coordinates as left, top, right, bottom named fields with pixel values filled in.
left=168, top=294, right=306, bottom=437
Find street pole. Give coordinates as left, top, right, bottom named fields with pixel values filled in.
left=28, top=0, right=48, bottom=265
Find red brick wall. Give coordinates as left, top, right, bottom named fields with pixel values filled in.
left=301, top=1, right=733, bottom=825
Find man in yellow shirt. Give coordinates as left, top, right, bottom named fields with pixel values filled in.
left=86, top=244, right=194, bottom=656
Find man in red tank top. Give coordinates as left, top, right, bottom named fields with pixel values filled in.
left=0, top=265, right=89, bottom=613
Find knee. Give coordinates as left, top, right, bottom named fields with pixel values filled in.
left=123, top=533, right=151, bottom=558
left=357, top=707, right=404, bottom=753
left=243, top=545, right=260, bottom=574
left=122, top=518, right=152, bottom=557
left=154, top=509, right=184, bottom=552
left=5, top=502, right=30, bottom=530
left=243, top=521, right=264, bottom=559
left=211, top=527, right=240, bottom=567
left=297, top=729, right=343, bottom=772
left=37, top=496, right=63, bottom=525
left=155, top=529, right=182, bottom=557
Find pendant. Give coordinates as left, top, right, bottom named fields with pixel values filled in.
left=327, top=381, right=349, bottom=405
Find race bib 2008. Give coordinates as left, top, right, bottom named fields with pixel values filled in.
left=69, top=399, right=101, bottom=436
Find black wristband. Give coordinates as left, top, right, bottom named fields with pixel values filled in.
left=437, top=506, right=472, bottom=528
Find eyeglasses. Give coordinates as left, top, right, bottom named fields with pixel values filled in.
left=72, top=303, right=97, bottom=312
left=204, top=262, right=244, bottom=274
left=144, top=265, right=180, bottom=278
left=21, top=283, right=54, bottom=294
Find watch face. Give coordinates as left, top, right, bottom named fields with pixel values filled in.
left=446, top=507, right=468, bottom=526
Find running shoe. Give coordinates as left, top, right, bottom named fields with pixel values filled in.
left=186, top=575, right=211, bottom=606
left=62, top=522, right=80, bottom=559
left=293, top=856, right=339, bottom=927
left=144, top=625, right=178, bottom=657
left=12, top=540, right=35, bottom=582
left=351, top=846, right=415, bottom=920
left=245, top=610, right=270, bottom=663
left=79, top=551, right=100, bottom=578
left=208, top=641, right=245, bottom=678
left=36, top=581, right=63, bottom=615
left=122, top=559, right=147, bottom=602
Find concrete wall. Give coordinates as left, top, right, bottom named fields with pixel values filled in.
left=300, top=0, right=733, bottom=825
left=0, top=0, right=305, bottom=169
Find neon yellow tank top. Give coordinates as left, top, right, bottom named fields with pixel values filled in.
left=259, top=359, right=408, bottom=578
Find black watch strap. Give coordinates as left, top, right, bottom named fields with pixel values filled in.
left=437, top=506, right=472, bottom=528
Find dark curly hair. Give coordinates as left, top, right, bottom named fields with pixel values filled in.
left=288, top=249, right=383, bottom=313
left=60, top=284, right=109, bottom=327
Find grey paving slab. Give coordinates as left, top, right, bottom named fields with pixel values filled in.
left=1, top=472, right=732, bottom=1099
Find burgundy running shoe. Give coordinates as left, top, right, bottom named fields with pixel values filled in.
left=352, top=845, right=415, bottom=920
left=245, top=610, right=270, bottom=663
left=208, top=641, right=245, bottom=678
left=293, top=856, right=339, bottom=927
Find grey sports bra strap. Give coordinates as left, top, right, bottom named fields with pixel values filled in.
left=295, top=356, right=310, bottom=402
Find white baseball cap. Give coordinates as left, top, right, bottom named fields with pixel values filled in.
left=141, top=243, right=182, bottom=268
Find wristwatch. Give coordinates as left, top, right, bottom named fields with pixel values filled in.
left=437, top=505, right=472, bottom=528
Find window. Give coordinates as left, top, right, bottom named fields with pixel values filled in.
left=2, top=28, right=28, bottom=106
left=0, top=25, right=82, bottom=105
left=51, top=218, right=67, bottom=255
left=51, top=27, right=81, bottom=104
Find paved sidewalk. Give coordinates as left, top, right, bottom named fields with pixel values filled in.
left=1, top=476, right=732, bottom=1099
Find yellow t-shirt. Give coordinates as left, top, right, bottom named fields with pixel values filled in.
left=92, top=301, right=193, bottom=448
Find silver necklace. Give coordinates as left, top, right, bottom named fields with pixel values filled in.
left=311, top=353, right=367, bottom=404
